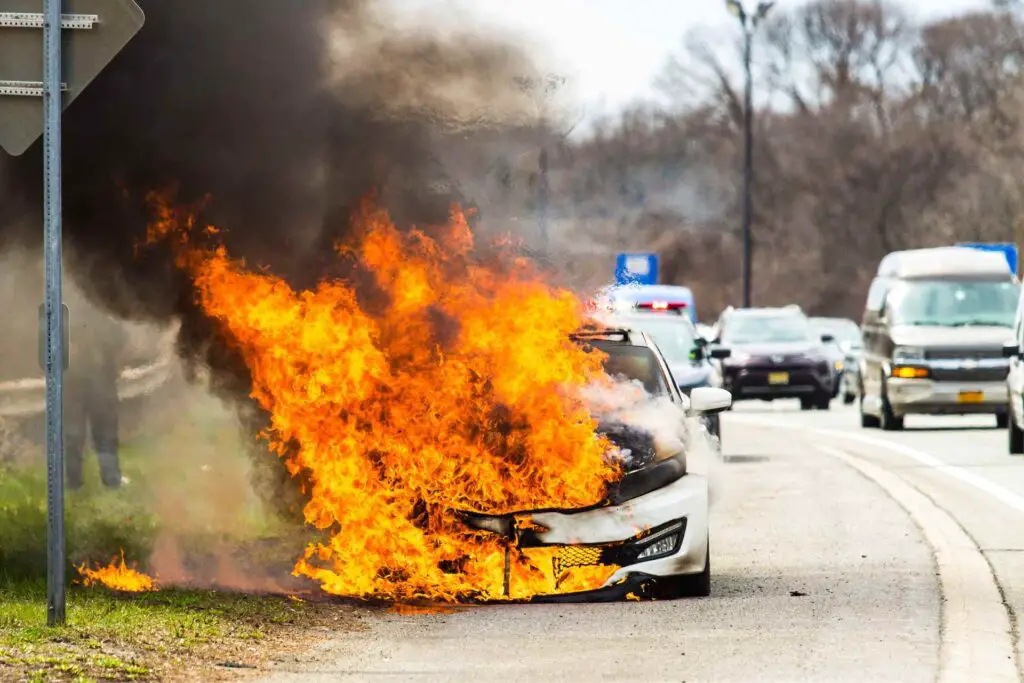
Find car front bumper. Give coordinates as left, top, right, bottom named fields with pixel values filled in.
left=529, top=473, right=709, bottom=583
left=887, top=378, right=1008, bottom=414
left=722, top=364, right=833, bottom=400
left=463, top=473, right=709, bottom=598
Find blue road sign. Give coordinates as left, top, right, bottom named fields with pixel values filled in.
left=615, top=253, right=659, bottom=286
left=958, top=242, right=1019, bottom=276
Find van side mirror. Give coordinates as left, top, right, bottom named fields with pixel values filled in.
left=1002, top=341, right=1021, bottom=359
left=821, top=333, right=836, bottom=344
left=709, top=346, right=732, bottom=360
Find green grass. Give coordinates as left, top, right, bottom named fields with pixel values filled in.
left=0, top=578, right=342, bottom=681
left=0, top=386, right=347, bottom=680
left=0, top=387, right=303, bottom=581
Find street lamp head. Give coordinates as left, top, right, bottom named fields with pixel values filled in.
left=725, top=0, right=746, bottom=22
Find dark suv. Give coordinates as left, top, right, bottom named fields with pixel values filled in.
left=714, top=307, right=836, bottom=410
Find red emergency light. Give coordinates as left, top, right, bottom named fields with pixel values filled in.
left=637, top=301, right=687, bottom=312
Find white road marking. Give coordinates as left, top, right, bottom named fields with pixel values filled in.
left=815, top=444, right=1019, bottom=683
left=732, top=415, right=1024, bottom=516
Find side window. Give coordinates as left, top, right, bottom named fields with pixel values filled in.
left=1017, top=296, right=1024, bottom=345
left=865, top=278, right=889, bottom=313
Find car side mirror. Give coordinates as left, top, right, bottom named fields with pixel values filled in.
left=821, top=333, right=835, bottom=344
left=1002, top=341, right=1021, bottom=359
left=709, top=346, right=731, bottom=360
left=689, top=387, right=732, bottom=415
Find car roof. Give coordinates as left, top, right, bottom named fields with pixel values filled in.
left=571, top=325, right=655, bottom=348
left=723, top=306, right=805, bottom=318
left=606, top=313, right=697, bottom=329
left=810, top=317, right=858, bottom=326
left=604, top=284, right=695, bottom=302
left=877, top=247, right=1012, bottom=280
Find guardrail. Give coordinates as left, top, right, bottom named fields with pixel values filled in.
left=0, top=327, right=178, bottom=419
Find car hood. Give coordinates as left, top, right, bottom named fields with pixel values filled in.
left=669, top=362, right=712, bottom=386
left=890, top=325, right=1014, bottom=348
left=728, top=341, right=823, bottom=356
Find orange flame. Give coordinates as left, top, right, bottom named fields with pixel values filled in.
left=149, top=196, right=625, bottom=602
left=77, top=550, right=158, bottom=592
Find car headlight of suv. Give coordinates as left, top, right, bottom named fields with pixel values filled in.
left=725, top=351, right=750, bottom=365
left=892, top=346, right=925, bottom=363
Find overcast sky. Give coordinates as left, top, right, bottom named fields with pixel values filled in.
left=401, top=0, right=992, bottom=118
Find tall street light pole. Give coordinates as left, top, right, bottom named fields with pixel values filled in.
left=726, top=0, right=773, bottom=309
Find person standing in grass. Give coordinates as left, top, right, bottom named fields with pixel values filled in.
left=65, top=303, right=128, bottom=490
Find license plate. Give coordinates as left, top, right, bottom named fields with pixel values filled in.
left=958, top=391, right=984, bottom=403
left=768, top=372, right=789, bottom=385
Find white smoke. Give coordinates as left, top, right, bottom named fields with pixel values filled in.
left=579, top=376, right=725, bottom=506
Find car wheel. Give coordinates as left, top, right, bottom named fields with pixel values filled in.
left=799, top=397, right=815, bottom=411
left=655, top=541, right=711, bottom=599
left=1010, top=416, right=1024, bottom=455
left=880, top=378, right=904, bottom=431
left=860, top=384, right=880, bottom=429
left=816, top=392, right=832, bottom=410
left=996, top=413, right=1009, bottom=430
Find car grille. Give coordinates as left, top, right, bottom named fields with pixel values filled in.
left=929, top=367, right=1008, bottom=382
left=925, top=348, right=1004, bottom=361
left=552, top=546, right=603, bottom=575
left=747, top=355, right=813, bottom=367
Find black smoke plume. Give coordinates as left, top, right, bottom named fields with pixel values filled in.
left=0, top=0, right=546, bottom=513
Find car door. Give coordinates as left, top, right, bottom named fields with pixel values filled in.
left=1008, top=294, right=1024, bottom=426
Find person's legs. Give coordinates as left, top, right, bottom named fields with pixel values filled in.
left=64, top=383, right=87, bottom=490
left=88, top=367, right=122, bottom=488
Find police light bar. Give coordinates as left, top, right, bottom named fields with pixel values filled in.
left=637, top=301, right=687, bottom=312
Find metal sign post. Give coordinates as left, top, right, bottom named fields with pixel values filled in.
left=1, top=0, right=145, bottom=627
left=42, top=0, right=66, bottom=627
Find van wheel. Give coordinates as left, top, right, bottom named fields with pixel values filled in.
left=1010, top=417, right=1024, bottom=455
left=859, top=387, right=880, bottom=428
left=880, top=378, right=904, bottom=431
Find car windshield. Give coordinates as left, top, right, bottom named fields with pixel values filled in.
left=587, top=341, right=670, bottom=396
left=614, top=318, right=698, bottom=364
left=721, top=313, right=814, bottom=344
left=887, top=280, right=1019, bottom=328
left=810, top=318, right=863, bottom=347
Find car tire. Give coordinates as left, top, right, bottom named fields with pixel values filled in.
left=996, top=413, right=1009, bottom=430
left=880, top=378, right=904, bottom=431
left=1010, top=417, right=1024, bottom=455
left=816, top=392, right=832, bottom=410
left=842, top=391, right=856, bottom=405
left=654, top=541, right=711, bottom=599
left=799, top=397, right=815, bottom=411
left=860, top=383, right=880, bottom=429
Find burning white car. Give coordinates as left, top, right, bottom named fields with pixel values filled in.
left=463, top=326, right=731, bottom=601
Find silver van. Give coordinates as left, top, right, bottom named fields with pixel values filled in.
left=859, top=247, right=1019, bottom=430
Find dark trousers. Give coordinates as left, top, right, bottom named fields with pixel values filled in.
left=65, top=366, right=121, bottom=489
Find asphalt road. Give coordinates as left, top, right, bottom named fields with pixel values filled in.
left=259, top=402, right=1024, bottom=683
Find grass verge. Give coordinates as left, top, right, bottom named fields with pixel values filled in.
left=1, top=380, right=358, bottom=681
left=0, top=579, right=360, bottom=682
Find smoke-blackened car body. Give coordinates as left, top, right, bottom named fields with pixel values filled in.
left=463, top=326, right=732, bottom=600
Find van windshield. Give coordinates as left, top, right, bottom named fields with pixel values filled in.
left=887, top=280, right=1019, bottom=328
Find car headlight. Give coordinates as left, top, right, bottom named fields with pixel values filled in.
left=833, top=359, right=844, bottom=371
left=893, top=346, right=925, bottom=363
